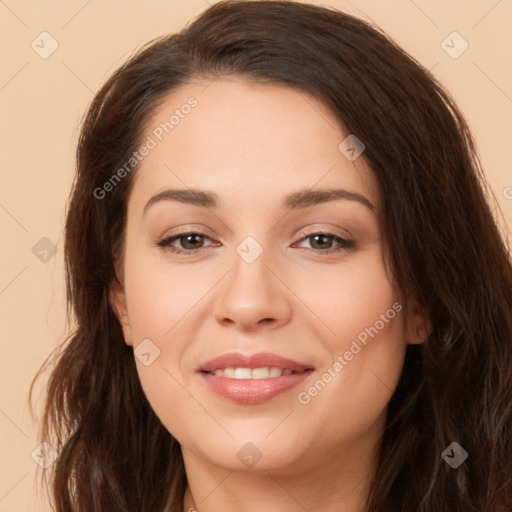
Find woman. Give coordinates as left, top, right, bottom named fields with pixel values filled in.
left=30, top=1, right=512, bottom=510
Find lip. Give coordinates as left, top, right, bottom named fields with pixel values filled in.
left=198, top=351, right=315, bottom=405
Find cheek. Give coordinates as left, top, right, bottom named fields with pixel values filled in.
left=123, top=245, right=211, bottom=340
left=297, top=249, right=401, bottom=345
left=293, top=252, right=406, bottom=432
left=121, top=253, right=209, bottom=442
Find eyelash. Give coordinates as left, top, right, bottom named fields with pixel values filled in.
left=156, top=229, right=355, bottom=256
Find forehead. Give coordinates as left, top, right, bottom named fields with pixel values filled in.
left=128, top=77, right=379, bottom=214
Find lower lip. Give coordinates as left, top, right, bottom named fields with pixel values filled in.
left=200, top=370, right=314, bottom=405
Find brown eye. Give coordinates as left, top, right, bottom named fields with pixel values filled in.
left=308, top=233, right=336, bottom=250
left=294, top=232, right=354, bottom=255
left=157, top=232, right=215, bottom=254
left=176, top=233, right=206, bottom=250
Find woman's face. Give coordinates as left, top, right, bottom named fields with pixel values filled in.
left=110, top=77, right=426, bottom=475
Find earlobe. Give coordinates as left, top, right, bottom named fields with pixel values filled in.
left=406, top=300, right=433, bottom=345
left=108, top=278, right=134, bottom=346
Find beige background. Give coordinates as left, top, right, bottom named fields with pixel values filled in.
left=0, top=0, right=510, bottom=510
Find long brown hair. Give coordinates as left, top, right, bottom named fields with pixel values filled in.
left=30, top=1, right=512, bottom=510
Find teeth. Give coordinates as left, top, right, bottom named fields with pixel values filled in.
left=234, top=368, right=252, bottom=379
left=223, top=367, right=236, bottom=378
left=252, top=367, right=270, bottom=379
left=269, top=367, right=282, bottom=377
left=210, top=367, right=298, bottom=379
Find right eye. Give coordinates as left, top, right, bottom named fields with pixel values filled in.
left=157, top=231, right=218, bottom=254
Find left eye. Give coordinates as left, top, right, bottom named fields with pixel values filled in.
left=158, top=232, right=215, bottom=253
left=157, top=231, right=353, bottom=255
left=293, top=232, right=353, bottom=253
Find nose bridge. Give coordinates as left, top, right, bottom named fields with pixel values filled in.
left=233, top=234, right=274, bottom=289
left=213, top=233, right=291, bottom=329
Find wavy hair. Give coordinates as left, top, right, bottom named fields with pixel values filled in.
left=30, top=1, right=512, bottom=510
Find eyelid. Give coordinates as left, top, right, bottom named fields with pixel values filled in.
left=157, top=224, right=216, bottom=241
left=298, top=224, right=353, bottom=239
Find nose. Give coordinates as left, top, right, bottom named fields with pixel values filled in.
left=213, top=245, right=293, bottom=332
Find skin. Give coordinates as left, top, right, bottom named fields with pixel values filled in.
left=109, top=77, right=430, bottom=512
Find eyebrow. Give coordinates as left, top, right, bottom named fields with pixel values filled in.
left=142, top=187, right=376, bottom=216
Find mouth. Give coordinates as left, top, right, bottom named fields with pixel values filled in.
left=197, top=352, right=315, bottom=404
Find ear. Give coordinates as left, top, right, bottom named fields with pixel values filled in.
left=405, top=298, right=433, bottom=345
left=108, top=277, right=134, bottom=347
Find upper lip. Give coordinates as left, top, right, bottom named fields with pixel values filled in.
left=198, top=352, right=315, bottom=372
